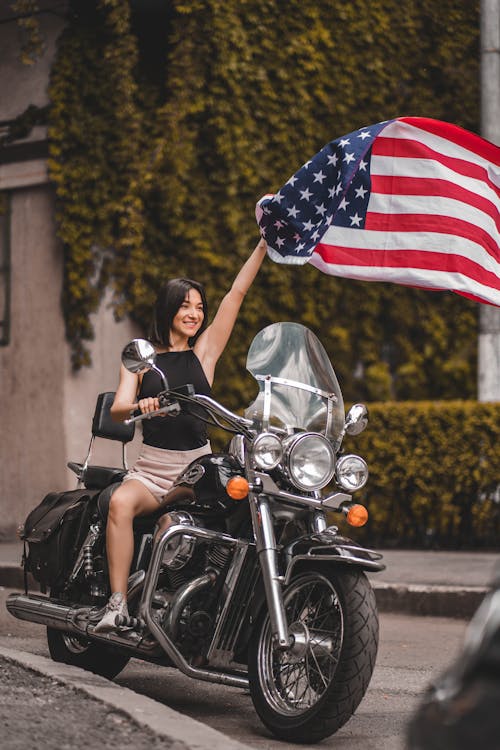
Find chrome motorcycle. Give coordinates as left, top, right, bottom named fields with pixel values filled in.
left=7, top=322, right=384, bottom=743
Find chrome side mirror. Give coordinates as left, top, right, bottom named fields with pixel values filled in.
left=121, top=339, right=167, bottom=389
left=344, top=403, right=368, bottom=436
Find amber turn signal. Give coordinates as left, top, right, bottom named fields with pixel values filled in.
left=345, top=504, right=369, bottom=527
left=226, top=476, right=249, bottom=500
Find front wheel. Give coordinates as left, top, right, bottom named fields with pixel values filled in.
left=248, top=566, right=379, bottom=743
left=47, top=627, right=130, bottom=679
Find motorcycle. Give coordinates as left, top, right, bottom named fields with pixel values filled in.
left=7, top=322, right=384, bottom=743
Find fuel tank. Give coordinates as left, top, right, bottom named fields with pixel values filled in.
left=166, top=453, right=247, bottom=514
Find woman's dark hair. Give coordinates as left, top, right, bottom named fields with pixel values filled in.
left=149, top=278, right=208, bottom=348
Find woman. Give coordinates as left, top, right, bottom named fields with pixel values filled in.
left=95, top=237, right=267, bottom=631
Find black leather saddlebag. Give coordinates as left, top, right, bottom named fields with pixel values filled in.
left=20, top=488, right=100, bottom=592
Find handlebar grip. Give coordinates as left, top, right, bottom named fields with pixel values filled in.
left=131, top=408, right=142, bottom=418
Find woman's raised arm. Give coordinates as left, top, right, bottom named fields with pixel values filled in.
left=195, top=237, right=267, bottom=384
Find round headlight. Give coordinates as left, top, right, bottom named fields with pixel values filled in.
left=336, top=454, right=368, bottom=492
left=286, top=433, right=335, bottom=491
left=252, top=433, right=283, bottom=470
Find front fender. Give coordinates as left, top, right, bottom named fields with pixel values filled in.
left=234, top=533, right=384, bottom=661
left=283, top=532, right=385, bottom=585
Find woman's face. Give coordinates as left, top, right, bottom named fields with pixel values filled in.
left=171, top=288, right=204, bottom=341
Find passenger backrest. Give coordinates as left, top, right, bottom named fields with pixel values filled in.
left=92, top=391, right=135, bottom=443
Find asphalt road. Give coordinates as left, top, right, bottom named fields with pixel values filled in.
left=0, top=586, right=469, bottom=750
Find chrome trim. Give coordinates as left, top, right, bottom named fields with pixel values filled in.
left=139, top=524, right=249, bottom=688
left=127, top=569, right=146, bottom=602
left=250, top=495, right=291, bottom=649
left=322, top=491, right=354, bottom=509
left=228, top=434, right=245, bottom=467
left=326, top=394, right=334, bottom=436
left=311, top=511, right=328, bottom=533
left=69, top=523, right=101, bottom=582
left=175, top=464, right=205, bottom=485
left=252, top=471, right=352, bottom=511
left=255, top=374, right=338, bottom=401
left=283, top=548, right=385, bottom=584
left=206, top=541, right=254, bottom=666
left=191, top=394, right=254, bottom=428
left=263, top=375, right=272, bottom=430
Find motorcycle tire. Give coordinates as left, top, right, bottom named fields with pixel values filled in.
left=248, top=566, right=379, bottom=744
left=47, top=628, right=130, bottom=680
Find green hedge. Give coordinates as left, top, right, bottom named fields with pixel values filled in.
left=341, top=400, right=500, bottom=549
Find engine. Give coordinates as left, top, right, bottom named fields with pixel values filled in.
left=154, top=511, right=234, bottom=662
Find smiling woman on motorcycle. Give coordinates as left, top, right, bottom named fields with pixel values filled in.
left=94, top=237, right=268, bottom=632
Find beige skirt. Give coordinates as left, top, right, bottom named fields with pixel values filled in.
left=122, top=442, right=211, bottom=504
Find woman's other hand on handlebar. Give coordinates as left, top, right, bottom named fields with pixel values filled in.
left=138, top=397, right=161, bottom=414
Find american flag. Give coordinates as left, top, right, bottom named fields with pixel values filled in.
left=256, top=117, right=500, bottom=307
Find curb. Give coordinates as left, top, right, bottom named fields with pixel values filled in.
left=0, top=645, right=253, bottom=750
left=372, top=582, right=488, bottom=619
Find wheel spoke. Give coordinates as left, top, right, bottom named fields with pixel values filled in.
left=279, top=661, right=307, bottom=704
left=288, top=583, right=316, bottom=623
left=307, top=602, right=338, bottom=629
left=257, top=573, right=346, bottom=716
left=295, top=664, right=315, bottom=706
left=279, top=662, right=301, bottom=691
left=307, top=648, right=330, bottom=690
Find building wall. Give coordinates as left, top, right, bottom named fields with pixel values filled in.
left=0, top=6, right=142, bottom=539
left=0, top=186, right=68, bottom=537
left=0, top=182, right=142, bottom=541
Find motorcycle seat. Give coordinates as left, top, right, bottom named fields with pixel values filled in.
left=68, top=462, right=127, bottom=490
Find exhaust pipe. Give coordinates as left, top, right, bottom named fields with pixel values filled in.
left=6, top=571, right=147, bottom=633
left=5, top=592, right=160, bottom=655
left=6, top=592, right=85, bottom=632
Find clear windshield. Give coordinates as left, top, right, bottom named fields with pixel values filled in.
left=245, top=322, right=345, bottom=444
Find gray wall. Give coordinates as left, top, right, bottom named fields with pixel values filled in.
left=0, top=4, right=142, bottom=539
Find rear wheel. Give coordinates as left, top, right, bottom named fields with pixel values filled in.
left=47, top=627, right=130, bottom=679
left=46, top=586, right=130, bottom=679
left=248, top=566, right=379, bottom=743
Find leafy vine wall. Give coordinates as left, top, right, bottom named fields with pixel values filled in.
left=9, top=0, right=481, bottom=409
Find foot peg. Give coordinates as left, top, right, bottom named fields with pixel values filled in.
left=115, top=614, right=145, bottom=629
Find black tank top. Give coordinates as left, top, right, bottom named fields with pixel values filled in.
left=138, top=350, right=212, bottom=450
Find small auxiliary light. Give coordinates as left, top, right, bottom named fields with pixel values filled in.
left=345, top=504, right=369, bottom=527
left=226, top=476, right=249, bottom=500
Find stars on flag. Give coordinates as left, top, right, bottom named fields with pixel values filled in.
left=257, top=121, right=390, bottom=259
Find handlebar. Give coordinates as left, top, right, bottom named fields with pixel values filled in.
left=125, top=401, right=181, bottom=425
left=123, top=387, right=254, bottom=437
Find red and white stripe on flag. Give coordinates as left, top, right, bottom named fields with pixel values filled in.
left=309, top=117, right=500, bottom=307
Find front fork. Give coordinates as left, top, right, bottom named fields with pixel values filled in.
left=249, top=488, right=327, bottom=650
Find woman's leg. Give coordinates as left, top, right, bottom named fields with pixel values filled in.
left=153, top=486, right=196, bottom=543
left=106, top=479, right=159, bottom=597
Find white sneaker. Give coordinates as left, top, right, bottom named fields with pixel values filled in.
left=94, top=592, right=128, bottom=632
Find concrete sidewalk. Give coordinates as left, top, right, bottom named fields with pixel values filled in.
left=1, top=541, right=497, bottom=618
left=368, top=548, right=498, bottom=618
